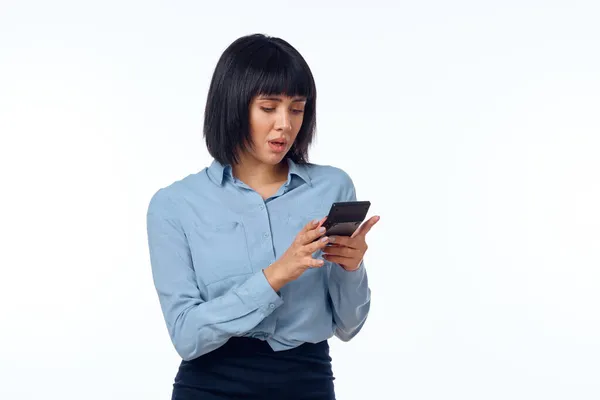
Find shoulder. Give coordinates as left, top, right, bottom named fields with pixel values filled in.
left=304, top=162, right=357, bottom=201
left=147, top=169, right=209, bottom=217
left=305, top=163, right=355, bottom=188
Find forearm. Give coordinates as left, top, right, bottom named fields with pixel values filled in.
left=327, top=261, right=371, bottom=341
left=157, top=270, right=282, bottom=360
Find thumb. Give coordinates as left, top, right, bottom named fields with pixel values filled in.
left=352, top=215, right=380, bottom=239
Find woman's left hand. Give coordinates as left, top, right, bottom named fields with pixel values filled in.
left=322, top=216, right=380, bottom=271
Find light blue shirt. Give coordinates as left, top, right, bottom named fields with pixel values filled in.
left=146, top=158, right=371, bottom=361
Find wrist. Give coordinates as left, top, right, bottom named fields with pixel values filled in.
left=263, top=262, right=287, bottom=292
left=343, top=260, right=363, bottom=271
left=337, top=259, right=365, bottom=273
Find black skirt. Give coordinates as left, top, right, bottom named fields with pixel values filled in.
left=171, top=337, right=336, bottom=400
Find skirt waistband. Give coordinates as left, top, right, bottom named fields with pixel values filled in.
left=173, top=337, right=335, bottom=399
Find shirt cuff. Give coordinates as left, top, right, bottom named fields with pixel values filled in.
left=235, top=270, right=284, bottom=315
left=329, top=260, right=367, bottom=284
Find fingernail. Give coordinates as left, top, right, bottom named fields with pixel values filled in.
left=321, top=236, right=329, bottom=242
left=317, top=260, right=324, bottom=265
left=319, top=227, right=325, bottom=233
left=312, top=219, right=319, bottom=226
left=329, top=236, right=336, bottom=243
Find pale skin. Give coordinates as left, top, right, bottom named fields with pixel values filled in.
left=232, top=93, right=380, bottom=292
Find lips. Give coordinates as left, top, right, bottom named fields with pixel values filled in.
left=268, top=138, right=287, bottom=153
left=268, top=139, right=286, bottom=145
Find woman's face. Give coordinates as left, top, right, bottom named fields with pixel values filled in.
left=243, top=94, right=307, bottom=166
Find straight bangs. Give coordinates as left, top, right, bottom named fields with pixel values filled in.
left=248, top=46, right=315, bottom=100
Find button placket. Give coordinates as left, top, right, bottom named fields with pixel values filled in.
left=251, top=198, right=276, bottom=272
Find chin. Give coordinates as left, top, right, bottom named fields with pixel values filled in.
left=264, top=157, right=286, bottom=166
left=261, top=152, right=288, bottom=165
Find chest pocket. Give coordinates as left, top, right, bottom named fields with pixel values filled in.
left=286, top=204, right=329, bottom=228
left=188, top=219, right=253, bottom=286
left=284, top=209, right=328, bottom=255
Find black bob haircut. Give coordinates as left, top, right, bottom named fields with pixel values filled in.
left=203, top=33, right=317, bottom=166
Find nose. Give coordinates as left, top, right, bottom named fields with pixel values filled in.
left=275, top=110, right=292, bottom=132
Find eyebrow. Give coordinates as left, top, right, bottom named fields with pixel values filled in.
left=258, top=96, right=307, bottom=102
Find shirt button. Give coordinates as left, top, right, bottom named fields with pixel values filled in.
left=263, top=232, right=270, bottom=238
left=259, top=204, right=265, bottom=210
left=269, top=304, right=275, bottom=309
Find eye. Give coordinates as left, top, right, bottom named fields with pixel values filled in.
left=260, top=107, right=275, bottom=112
left=292, top=109, right=305, bottom=114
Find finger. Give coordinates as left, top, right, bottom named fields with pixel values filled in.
left=301, top=225, right=326, bottom=245
left=323, top=245, right=359, bottom=258
left=301, top=223, right=327, bottom=245
left=297, top=217, right=327, bottom=244
left=305, top=235, right=330, bottom=253
left=327, top=235, right=359, bottom=249
left=303, top=217, right=322, bottom=233
left=352, top=216, right=380, bottom=239
left=305, top=256, right=325, bottom=268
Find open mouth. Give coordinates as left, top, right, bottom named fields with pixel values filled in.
left=268, top=139, right=287, bottom=152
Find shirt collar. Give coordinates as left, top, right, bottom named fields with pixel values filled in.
left=207, top=159, right=230, bottom=186
left=286, top=157, right=312, bottom=187
left=207, top=157, right=312, bottom=187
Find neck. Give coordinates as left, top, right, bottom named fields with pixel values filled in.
left=231, top=155, right=289, bottom=187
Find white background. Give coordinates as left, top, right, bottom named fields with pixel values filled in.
left=1, top=1, right=599, bottom=399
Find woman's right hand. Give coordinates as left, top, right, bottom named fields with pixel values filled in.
left=263, top=217, right=330, bottom=292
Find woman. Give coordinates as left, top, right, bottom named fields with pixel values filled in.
left=146, top=33, right=379, bottom=400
